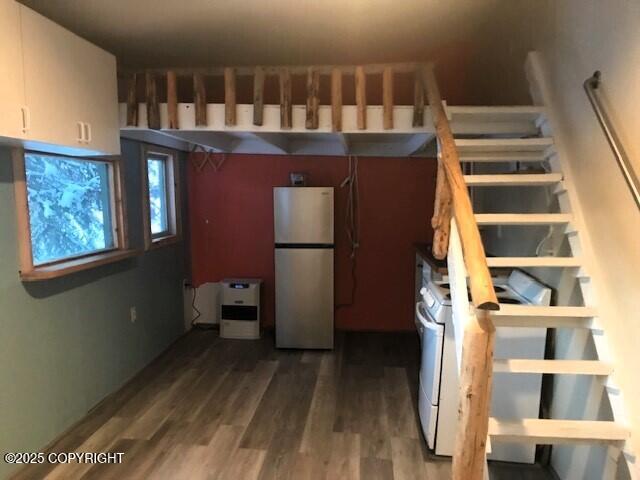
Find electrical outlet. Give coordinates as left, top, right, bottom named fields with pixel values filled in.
left=130, top=307, right=137, bottom=323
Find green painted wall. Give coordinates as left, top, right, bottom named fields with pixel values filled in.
left=0, top=139, right=187, bottom=479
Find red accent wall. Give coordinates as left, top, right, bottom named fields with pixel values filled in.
left=188, top=153, right=436, bottom=331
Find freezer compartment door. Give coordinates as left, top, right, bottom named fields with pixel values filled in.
left=274, top=187, right=334, bottom=244
left=275, top=248, right=334, bottom=349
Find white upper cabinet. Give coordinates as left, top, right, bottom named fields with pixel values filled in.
left=0, top=0, right=26, bottom=141
left=0, top=0, right=120, bottom=156
left=20, top=6, right=85, bottom=151
left=19, top=5, right=120, bottom=156
left=70, top=30, right=120, bottom=156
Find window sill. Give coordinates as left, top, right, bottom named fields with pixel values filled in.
left=146, top=234, right=181, bottom=251
left=20, top=249, right=140, bottom=282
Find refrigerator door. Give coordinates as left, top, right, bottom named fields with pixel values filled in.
left=274, top=187, right=334, bottom=245
left=275, top=247, right=334, bottom=349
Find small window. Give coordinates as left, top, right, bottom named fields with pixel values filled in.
left=13, top=150, right=132, bottom=281
left=141, top=145, right=181, bottom=249
left=147, top=155, right=170, bottom=237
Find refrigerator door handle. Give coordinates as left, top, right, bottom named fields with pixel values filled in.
left=275, top=243, right=334, bottom=249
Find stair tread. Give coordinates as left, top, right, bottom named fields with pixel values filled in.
left=492, top=317, right=594, bottom=329
left=492, top=305, right=597, bottom=317
left=449, top=105, right=546, bottom=115
left=455, top=137, right=554, bottom=153
left=448, top=107, right=545, bottom=136
left=459, top=152, right=547, bottom=163
left=488, top=418, right=629, bottom=443
left=493, top=359, right=612, bottom=375
left=475, top=213, right=572, bottom=225
left=486, top=256, right=581, bottom=267
left=464, top=173, right=563, bottom=186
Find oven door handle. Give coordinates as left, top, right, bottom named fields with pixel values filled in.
left=416, top=302, right=442, bottom=333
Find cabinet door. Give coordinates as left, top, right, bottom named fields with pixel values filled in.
left=20, top=5, right=85, bottom=150
left=74, top=40, right=120, bottom=155
left=0, top=0, right=26, bottom=140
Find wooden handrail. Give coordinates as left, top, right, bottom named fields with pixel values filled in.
left=431, top=146, right=453, bottom=260
left=422, top=63, right=498, bottom=311
left=423, top=62, right=498, bottom=480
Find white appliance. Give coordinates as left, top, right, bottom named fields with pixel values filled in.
left=417, top=270, right=551, bottom=463
left=220, top=279, right=261, bottom=339
left=274, top=187, right=334, bottom=349
left=414, top=252, right=448, bottom=335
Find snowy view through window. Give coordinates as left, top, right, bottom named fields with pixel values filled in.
left=25, top=153, right=114, bottom=265
left=147, top=157, right=168, bottom=236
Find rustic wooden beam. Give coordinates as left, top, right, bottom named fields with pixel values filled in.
left=166, top=71, right=179, bottom=129
left=331, top=68, right=343, bottom=132
left=224, top=67, right=236, bottom=126
left=193, top=73, right=207, bottom=127
left=422, top=63, right=498, bottom=311
left=253, top=66, right=265, bottom=126
left=431, top=152, right=452, bottom=259
left=355, top=66, right=367, bottom=130
left=145, top=72, right=160, bottom=130
left=413, top=66, right=424, bottom=127
left=279, top=69, right=292, bottom=129
left=382, top=66, right=394, bottom=130
left=453, top=309, right=495, bottom=480
left=305, top=68, right=320, bottom=129
left=126, top=73, right=138, bottom=126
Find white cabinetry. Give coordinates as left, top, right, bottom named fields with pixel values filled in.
left=0, top=0, right=120, bottom=156
left=0, top=0, right=26, bottom=141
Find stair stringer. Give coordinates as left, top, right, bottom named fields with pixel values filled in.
left=525, top=50, right=637, bottom=480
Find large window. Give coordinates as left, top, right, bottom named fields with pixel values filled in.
left=13, top=150, right=131, bottom=280
left=25, top=153, right=115, bottom=265
left=141, top=145, right=181, bottom=249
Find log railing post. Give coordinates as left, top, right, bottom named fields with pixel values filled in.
left=331, top=68, right=343, bottom=132
left=306, top=67, right=320, bottom=129
left=453, top=309, right=495, bottom=479
left=166, top=71, right=179, bottom=129
left=279, top=68, right=292, bottom=130
left=382, top=66, right=394, bottom=130
left=253, top=66, right=265, bottom=126
left=193, top=73, right=207, bottom=127
left=413, top=66, right=424, bottom=127
left=126, top=73, right=138, bottom=127
left=145, top=72, right=160, bottom=130
left=224, top=67, right=236, bottom=126
left=355, top=66, right=367, bottom=130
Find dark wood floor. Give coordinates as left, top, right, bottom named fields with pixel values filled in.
left=12, top=330, right=554, bottom=480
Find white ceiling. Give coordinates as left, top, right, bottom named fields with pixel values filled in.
left=19, top=0, right=540, bottom=103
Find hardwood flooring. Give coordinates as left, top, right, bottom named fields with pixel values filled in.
left=11, top=330, right=554, bottom=480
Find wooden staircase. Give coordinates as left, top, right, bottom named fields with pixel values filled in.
left=449, top=94, right=634, bottom=477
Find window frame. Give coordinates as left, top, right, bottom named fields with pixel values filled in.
left=140, top=144, right=182, bottom=250
left=12, top=148, right=134, bottom=281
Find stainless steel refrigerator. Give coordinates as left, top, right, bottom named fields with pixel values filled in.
left=274, top=187, right=334, bottom=349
